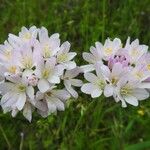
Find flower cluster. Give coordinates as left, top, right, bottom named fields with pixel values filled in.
left=81, top=38, right=150, bottom=107
left=0, top=26, right=82, bottom=122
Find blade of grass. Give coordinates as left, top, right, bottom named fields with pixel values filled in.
left=0, top=124, right=11, bottom=150
left=125, top=141, right=150, bottom=150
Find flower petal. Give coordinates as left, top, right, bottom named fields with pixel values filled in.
left=104, top=84, right=113, bottom=97
left=63, top=61, right=76, bottom=70
left=23, top=102, right=32, bottom=122
left=66, top=52, right=77, bottom=61
left=80, top=64, right=95, bottom=73
left=124, top=95, right=138, bottom=106
left=64, top=67, right=81, bottom=78
left=82, top=52, right=95, bottom=63
left=26, top=86, right=34, bottom=100
left=133, top=88, right=149, bottom=100
left=84, top=73, right=98, bottom=83
left=91, top=89, right=102, bottom=98
left=52, top=89, right=70, bottom=101
left=38, top=79, right=50, bottom=93
left=70, top=79, right=83, bottom=87
left=81, top=83, right=95, bottom=94
left=51, top=97, right=65, bottom=111
left=48, top=75, right=60, bottom=84
left=46, top=98, right=57, bottom=113
left=16, top=93, right=26, bottom=110
left=64, top=80, right=78, bottom=98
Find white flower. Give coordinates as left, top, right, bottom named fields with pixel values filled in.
left=0, top=40, right=14, bottom=63
left=17, top=44, right=37, bottom=70
left=35, top=89, right=70, bottom=117
left=0, top=76, right=35, bottom=121
left=35, top=57, right=64, bottom=93
left=82, top=43, right=103, bottom=73
left=99, top=38, right=122, bottom=60
left=130, top=65, right=150, bottom=82
left=19, top=26, right=38, bottom=42
left=125, top=37, right=148, bottom=64
left=8, top=26, right=38, bottom=48
left=62, top=67, right=83, bottom=98
left=100, top=63, right=130, bottom=97
left=38, top=27, right=60, bottom=58
left=81, top=38, right=122, bottom=73
left=81, top=64, right=106, bottom=98
left=0, top=26, right=79, bottom=121
left=83, top=44, right=103, bottom=64
left=116, top=78, right=149, bottom=107
left=57, top=41, right=77, bottom=70
left=27, top=75, right=38, bottom=86
left=81, top=37, right=150, bottom=107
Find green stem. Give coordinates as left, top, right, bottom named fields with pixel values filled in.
left=0, top=124, right=11, bottom=150
left=19, top=132, right=24, bottom=150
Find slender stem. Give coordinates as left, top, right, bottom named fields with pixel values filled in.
left=0, top=124, right=11, bottom=150
left=74, top=100, right=96, bottom=133
left=19, top=132, right=24, bottom=150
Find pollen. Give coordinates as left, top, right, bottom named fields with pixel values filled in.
left=120, top=85, right=132, bottom=96
left=131, top=49, right=138, bottom=56
left=18, top=84, right=26, bottom=92
left=42, top=69, right=50, bottom=79
left=22, top=56, right=33, bottom=69
left=111, top=77, right=118, bottom=85
left=23, top=33, right=31, bottom=40
left=43, top=44, right=52, bottom=58
left=105, top=48, right=112, bottom=55
left=57, top=54, right=67, bottom=63
left=8, top=66, right=17, bottom=74
left=147, top=64, right=150, bottom=71
left=46, top=91, right=52, bottom=97
left=134, top=72, right=144, bottom=79
left=97, top=80, right=105, bottom=89
left=5, top=51, right=11, bottom=60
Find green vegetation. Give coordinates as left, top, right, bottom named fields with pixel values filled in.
left=0, top=0, right=150, bottom=149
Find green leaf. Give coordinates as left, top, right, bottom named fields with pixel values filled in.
left=125, top=141, right=150, bottom=150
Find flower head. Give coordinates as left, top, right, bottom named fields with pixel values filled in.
left=0, top=26, right=79, bottom=121
left=81, top=37, right=150, bottom=107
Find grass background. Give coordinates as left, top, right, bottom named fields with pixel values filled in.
left=0, top=0, right=150, bottom=149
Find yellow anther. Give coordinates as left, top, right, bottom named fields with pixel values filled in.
left=121, top=85, right=132, bottom=95
left=147, top=64, right=150, bottom=71
left=23, top=33, right=31, bottom=40
left=42, top=69, right=50, bottom=79
left=43, top=44, right=52, bottom=58
left=57, top=54, right=67, bottom=62
left=22, top=56, right=33, bottom=69
left=134, top=72, right=143, bottom=79
left=131, top=49, right=138, bottom=56
left=105, top=48, right=112, bottom=55
left=8, top=66, right=17, bottom=74
left=18, top=84, right=26, bottom=92
left=5, top=51, right=11, bottom=60
left=97, top=80, right=105, bottom=89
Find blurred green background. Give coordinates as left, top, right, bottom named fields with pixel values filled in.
left=0, top=0, right=150, bottom=149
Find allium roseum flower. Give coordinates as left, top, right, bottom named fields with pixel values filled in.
left=81, top=37, right=150, bottom=107
left=0, top=26, right=81, bottom=122
left=62, top=67, right=83, bottom=99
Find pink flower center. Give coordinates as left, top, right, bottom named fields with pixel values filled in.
left=28, top=75, right=38, bottom=86
left=108, top=55, right=129, bottom=69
